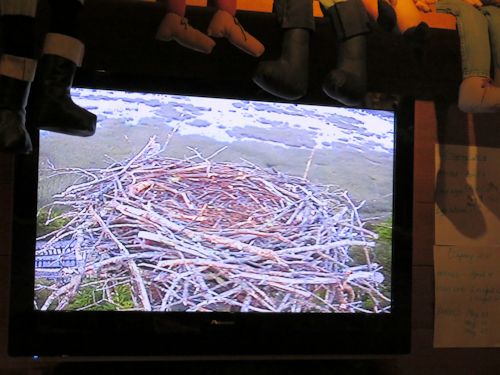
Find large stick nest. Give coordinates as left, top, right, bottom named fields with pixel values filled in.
left=36, top=137, right=389, bottom=313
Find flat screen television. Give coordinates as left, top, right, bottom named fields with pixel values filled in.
left=8, top=85, right=413, bottom=358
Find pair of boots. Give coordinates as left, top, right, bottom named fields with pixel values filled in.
left=156, top=8, right=265, bottom=57
left=253, top=0, right=429, bottom=105
left=253, top=0, right=369, bottom=105
left=0, top=33, right=96, bottom=154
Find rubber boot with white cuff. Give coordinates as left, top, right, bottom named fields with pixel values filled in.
left=0, top=55, right=36, bottom=154
left=30, top=33, right=96, bottom=136
left=458, top=76, right=500, bottom=113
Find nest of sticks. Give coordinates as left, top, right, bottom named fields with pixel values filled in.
left=36, top=137, right=389, bottom=313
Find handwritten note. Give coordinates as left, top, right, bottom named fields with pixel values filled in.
left=435, top=144, right=500, bottom=246
left=434, top=245, right=500, bottom=347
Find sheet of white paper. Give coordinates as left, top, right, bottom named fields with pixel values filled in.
left=434, top=245, right=500, bottom=348
left=435, top=144, right=500, bottom=246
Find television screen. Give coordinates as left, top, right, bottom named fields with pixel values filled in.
left=34, top=88, right=394, bottom=314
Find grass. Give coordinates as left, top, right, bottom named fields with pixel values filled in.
left=371, top=217, right=393, bottom=302
left=37, top=207, right=71, bottom=237
left=67, top=280, right=134, bottom=311
left=348, top=217, right=393, bottom=310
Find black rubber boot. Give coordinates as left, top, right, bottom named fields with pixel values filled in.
left=0, top=76, right=33, bottom=154
left=403, top=21, right=429, bottom=50
left=252, top=28, right=310, bottom=100
left=377, top=0, right=396, bottom=32
left=322, top=0, right=370, bottom=107
left=30, top=54, right=96, bottom=136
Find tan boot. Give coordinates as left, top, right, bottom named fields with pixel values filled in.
left=207, top=10, right=265, bottom=57
left=156, top=12, right=215, bottom=54
left=458, top=76, right=500, bottom=113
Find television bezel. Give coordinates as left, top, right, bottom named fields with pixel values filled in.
left=8, top=77, right=413, bottom=358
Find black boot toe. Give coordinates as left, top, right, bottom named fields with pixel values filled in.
left=323, top=69, right=366, bottom=107
left=253, top=60, right=308, bottom=101
left=0, top=110, right=32, bottom=154
left=0, top=76, right=33, bottom=154
left=252, top=28, right=310, bottom=101
left=34, top=94, right=97, bottom=136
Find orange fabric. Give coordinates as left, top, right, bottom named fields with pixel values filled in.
left=167, top=0, right=186, bottom=17
left=214, top=0, right=236, bottom=15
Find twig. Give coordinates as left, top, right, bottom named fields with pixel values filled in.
left=90, top=206, right=152, bottom=311
left=303, top=147, right=316, bottom=180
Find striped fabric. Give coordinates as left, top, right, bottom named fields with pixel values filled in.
left=0, top=0, right=38, bottom=17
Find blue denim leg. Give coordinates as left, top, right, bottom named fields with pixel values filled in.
left=273, top=0, right=315, bottom=31
left=481, top=5, right=500, bottom=71
left=437, top=0, right=491, bottom=78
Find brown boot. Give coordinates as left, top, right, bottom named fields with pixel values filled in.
left=458, top=76, right=500, bottom=113
left=156, top=12, right=215, bottom=54
left=207, top=10, right=265, bottom=57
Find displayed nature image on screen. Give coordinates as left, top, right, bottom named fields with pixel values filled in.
left=34, top=88, right=394, bottom=313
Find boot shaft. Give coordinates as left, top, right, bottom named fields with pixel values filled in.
left=33, top=54, right=77, bottom=93
left=325, top=0, right=370, bottom=41
left=280, top=28, right=310, bottom=66
left=0, top=75, right=31, bottom=113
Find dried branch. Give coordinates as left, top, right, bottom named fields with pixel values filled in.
left=35, top=139, right=390, bottom=313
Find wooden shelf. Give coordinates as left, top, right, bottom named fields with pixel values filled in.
left=63, top=0, right=463, bottom=105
